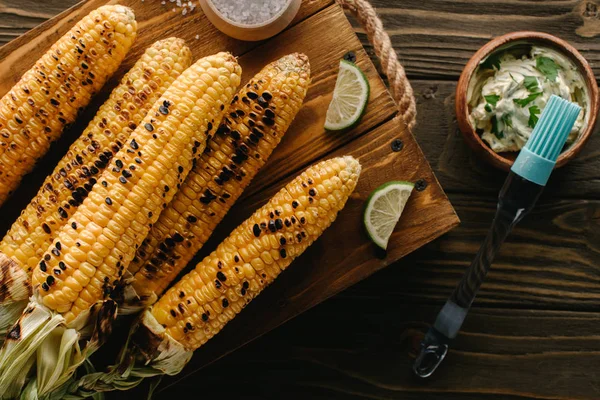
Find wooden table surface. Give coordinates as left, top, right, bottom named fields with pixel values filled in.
left=2, top=1, right=600, bottom=399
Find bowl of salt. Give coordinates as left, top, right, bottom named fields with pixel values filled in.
left=199, top=0, right=301, bottom=41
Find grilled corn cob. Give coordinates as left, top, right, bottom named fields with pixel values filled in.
left=0, top=38, right=192, bottom=344
left=66, top=156, right=361, bottom=396
left=0, top=37, right=192, bottom=276
left=0, top=5, right=137, bottom=206
left=153, top=156, right=360, bottom=348
left=124, top=53, right=311, bottom=310
left=0, top=52, right=241, bottom=398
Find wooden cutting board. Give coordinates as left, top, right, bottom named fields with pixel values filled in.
left=0, top=0, right=459, bottom=389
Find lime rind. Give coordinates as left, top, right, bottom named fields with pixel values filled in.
left=324, top=60, right=370, bottom=131
left=363, top=181, right=414, bottom=250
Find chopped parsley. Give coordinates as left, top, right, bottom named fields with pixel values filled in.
left=485, top=104, right=492, bottom=112
left=513, top=92, right=543, bottom=107
left=481, top=52, right=502, bottom=71
left=528, top=105, right=541, bottom=128
left=491, top=115, right=504, bottom=139
left=535, top=57, right=559, bottom=81
left=523, top=76, right=539, bottom=92
left=501, top=114, right=513, bottom=129
left=484, top=94, right=500, bottom=106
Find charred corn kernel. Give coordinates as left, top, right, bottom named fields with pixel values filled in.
left=128, top=53, right=311, bottom=302
left=31, top=53, right=241, bottom=323
left=0, top=5, right=137, bottom=205
left=151, top=156, right=361, bottom=349
left=0, top=38, right=192, bottom=275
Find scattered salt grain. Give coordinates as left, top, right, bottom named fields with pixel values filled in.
left=156, top=0, right=198, bottom=17
left=210, top=0, right=290, bottom=25
left=195, top=34, right=200, bottom=40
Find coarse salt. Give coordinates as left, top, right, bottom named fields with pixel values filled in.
left=210, top=0, right=290, bottom=25
left=161, top=0, right=197, bottom=16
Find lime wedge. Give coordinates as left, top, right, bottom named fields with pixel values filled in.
left=324, top=60, right=370, bottom=131
left=364, top=181, right=414, bottom=250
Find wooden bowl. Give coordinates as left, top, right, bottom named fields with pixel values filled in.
left=199, top=0, right=301, bottom=41
left=455, top=31, right=599, bottom=171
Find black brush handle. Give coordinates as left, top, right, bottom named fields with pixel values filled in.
left=413, top=172, right=544, bottom=378
left=451, top=205, right=516, bottom=309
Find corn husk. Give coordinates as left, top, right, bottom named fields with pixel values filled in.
left=0, top=253, right=31, bottom=343
left=0, top=292, right=117, bottom=399
left=52, top=310, right=192, bottom=399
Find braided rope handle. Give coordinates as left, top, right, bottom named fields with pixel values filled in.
left=336, top=0, right=417, bottom=129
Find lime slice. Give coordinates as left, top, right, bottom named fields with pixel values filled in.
left=324, top=60, right=370, bottom=131
left=364, top=181, right=414, bottom=250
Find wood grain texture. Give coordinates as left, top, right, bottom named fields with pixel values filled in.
left=349, top=0, right=600, bottom=79
left=156, top=303, right=600, bottom=400
left=347, top=193, right=600, bottom=311
left=0, top=1, right=458, bottom=397
left=0, top=0, right=79, bottom=45
left=5, top=1, right=600, bottom=400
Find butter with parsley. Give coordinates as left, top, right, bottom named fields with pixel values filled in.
left=468, top=46, right=587, bottom=153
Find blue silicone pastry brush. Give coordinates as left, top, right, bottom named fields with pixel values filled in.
left=413, top=95, right=581, bottom=378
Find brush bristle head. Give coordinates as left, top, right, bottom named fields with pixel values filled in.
left=525, top=95, right=581, bottom=162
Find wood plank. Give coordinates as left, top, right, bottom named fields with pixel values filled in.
left=11, top=0, right=600, bottom=83
left=0, top=0, right=79, bottom=47
left=346, top=192, right=600, bottom=311
left=155, top=115, right=457, bottom=386
left=156, top=303, right=600, bottom=400
left=408, top=79, right=600, bottom=199
left=347, top=0, right=600, bottom=79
